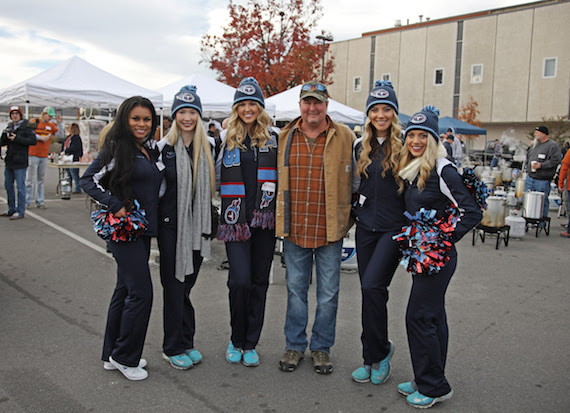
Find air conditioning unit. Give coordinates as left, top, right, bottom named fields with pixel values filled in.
left=472, top=75, right=482, bottom=83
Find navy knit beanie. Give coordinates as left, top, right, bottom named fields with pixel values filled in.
left=405, top=105, right=440, bottom=142
left=366, top=80, right=399, bottom=115
left=233, top=77, right=265, bottom=108
left=172, top=85, right=202, bottom=118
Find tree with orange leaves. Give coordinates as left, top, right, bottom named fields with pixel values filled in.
left=200, top=0, right=334, bottom=97
left=456, top=96, right=481, bottom=134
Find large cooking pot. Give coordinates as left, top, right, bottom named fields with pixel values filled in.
left=514, top=178, right=525, bottom=198
left=481, top=196, right=506, bottom=227
left=483, top=176, right=495, bottom=192
left=522, top=191, right=544, bottom=219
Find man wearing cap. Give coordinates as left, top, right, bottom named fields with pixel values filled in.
left=1, top=106, right=37, bottom=219
left=26, top=107, right=58, bottom=209
left=276, top=81, right=355, bottom=374
left=525, top=126, right=562, bottom=219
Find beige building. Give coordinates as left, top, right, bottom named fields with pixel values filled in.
left=328, top=0, right=570, bottom=149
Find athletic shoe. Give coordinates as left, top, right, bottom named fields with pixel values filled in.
left=9, top=213, right=24, bottom=220
left=185, top=348, right=203, bottom=364
left=104, top=358, right=147, bottom=371
left=162, top=352, right=193, bottom=370
left=242, top=349, right=260, bottom=367
left=109, top=356, right=148, bottom=381
left=311, top=350, right=333, bottom=374
left=371, top=341, right=394, bottom=384
left=406, top=389, right=453, bottom=409
left=279, top=350, right=304, bottom=372
left=36, top=204, right=47, bottom=209
left=561, top=232, right=570, bottom=238
left=351, top=365, right=371, bottom=383
left=397, top=381, right=417, bottom=396
left=226, top=342, right=243, bottom=363
left=1, top=211, right=15, bottom=217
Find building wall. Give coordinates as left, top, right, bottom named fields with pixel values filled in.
left=328, top=0, right=570, bottom=137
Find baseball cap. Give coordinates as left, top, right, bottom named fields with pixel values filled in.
left=299, top=81, right=329, bottom=102
left=535, top=126, right=549, bottom=135
left=42, top=107, right=56, bottom=117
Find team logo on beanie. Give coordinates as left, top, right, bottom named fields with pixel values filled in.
left=371, top=89, right=390, bottom=98
left=237, top=84, right=256, bottom=95
left=175, top=92, right=195, bottom=103
left=411, top=114, right=427, bottom=123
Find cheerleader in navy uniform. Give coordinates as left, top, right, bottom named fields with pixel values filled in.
left=157, top=86, right=215, bottom=370
left=216, top=77, right=277, bottom=367
left=351, top=80, right=404, bottom=385
left=80, top=96, right=164, bottom=381
left=396, top=106, right=482, bottom=408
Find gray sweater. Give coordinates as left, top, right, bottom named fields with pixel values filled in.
left=526, top=138, right=562, bottom=180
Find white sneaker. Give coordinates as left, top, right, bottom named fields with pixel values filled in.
left=104, top=358, right=147, bottom=371
left=109, top=356, right=148, bottom=380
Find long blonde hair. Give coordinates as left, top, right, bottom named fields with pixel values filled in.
left=397, top=133, right=440, bottom=193
left=164, top=118, right=216, bottom=195
left=356, top=113, right=402, bottom=179
left=225, top=102, right=271, bottom=151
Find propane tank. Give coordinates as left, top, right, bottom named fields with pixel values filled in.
left=505, top=209, right=526, bottom=238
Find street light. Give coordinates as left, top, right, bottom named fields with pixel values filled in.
left=316, top=34, right=333, bottom=83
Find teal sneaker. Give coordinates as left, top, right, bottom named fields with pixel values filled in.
left=162, top=353, right=193, bottom=370
left=186, top=348, right=203, bottom=365
left=406, top=389, right=453, bottom=409
left=242, top=349, right=260, bottom=367
left=371, top=341, right=394, bottom=384
left=397, top=381, right=417, bottom=396
left=351, top=365, right=371, bottom=383
left=226, top=342, right=243, bottom=364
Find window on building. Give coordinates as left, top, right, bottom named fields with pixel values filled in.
left=471, top=64, right=483, bottom=83
left=353, top=76, right=362, bottom=92
left=543, top=57, right=557, bottom=78
left=434, top=68, right=444, bottom=85
left=382, top=73, right=391, bottom=81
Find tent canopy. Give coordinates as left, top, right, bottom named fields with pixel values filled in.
left=266, top=85, right=365, bottom=124
left=0, top=56, right=163, bottom=109
left=439, top=116, right=487, bottom=135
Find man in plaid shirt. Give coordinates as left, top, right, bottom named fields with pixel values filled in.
left=276, top=81, right=355, bottom=374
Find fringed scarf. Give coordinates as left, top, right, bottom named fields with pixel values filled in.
left=217, top=133, right=277, bottom=242
left=174, top=136, right=211, bottom=282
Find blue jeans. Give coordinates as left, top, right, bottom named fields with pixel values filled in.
left=283, top=238, right=342, bottom=354
left=26, top=156, right=48, bottom=206
left=524, top=176, right=551, bottom=218
left=67, top=168, right=81, bottom=192
left=4, top=167, right=27, bottom=216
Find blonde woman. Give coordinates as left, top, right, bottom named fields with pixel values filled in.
left=351, top=80, right=404, bottom=385
left=157, top=85, right=215, bottom=370
left=396, top=105, right=481, bottom=408
left=216, top=77, right=277, bottom=367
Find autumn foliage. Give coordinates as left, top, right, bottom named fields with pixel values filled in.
left=201, top=0, right=334, bottom=96
left=456, top=96, right=481, bottom=139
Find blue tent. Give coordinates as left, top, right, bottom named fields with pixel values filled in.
left=438, top=116, right=486, bottom=135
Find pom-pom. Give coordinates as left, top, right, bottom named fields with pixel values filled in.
left=461, top=167, right=489, bottom=211
left=91, top=199, right=148, bottom=242
left=374, top=80, right=394, bottom=89
left=181, top=85, right=197, bottom=93
left=392, top=205, right=459, bottom=276
left=422, top=105, right=440, bottom=116
left=240, top=77, right=259, bottom=86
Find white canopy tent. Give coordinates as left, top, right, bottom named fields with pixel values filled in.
left=0, top=56, right=163, bottom=110
left=156, top=73, right=276, bottom=119
left=266, top=85, right=365, bottom=125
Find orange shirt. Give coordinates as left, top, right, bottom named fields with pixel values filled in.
left=29, top=119, right=58, bottom=158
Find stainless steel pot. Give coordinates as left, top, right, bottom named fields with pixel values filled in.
left=522, top=191, right=544, bottom=219
left=481, top=196, right=506, bottom=227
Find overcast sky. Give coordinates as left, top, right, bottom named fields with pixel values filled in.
left=0, top=0, right=527, bottom=91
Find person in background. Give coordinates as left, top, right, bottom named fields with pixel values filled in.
left=443, top=134, right=454, bottom=162
left=80, top=96, right=164, bottom=381
left=62, top=123, right=84, bottom=193
left=217, top=77, right=278, bottom=367
left=490, top=139, right=503, bottom=169
left=26, top=107, right=58, bottom=209
left=276, top=81, right=354, bottom=375
left=157, top=85, right=215, bottom=370
left=452, top=133, right=464, bottom=168
left=1, top=106, right=37, bottom=220
left=207, top=122, right=222, bottom=161
left=351, top=80, right=404, bottom=385
left=558, top=148, right=570, bottom=238
left=524, top=126, right=562, bottom=220
left=396, top=105, right=482, bottom=409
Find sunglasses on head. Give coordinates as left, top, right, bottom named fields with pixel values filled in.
left=302, top=83, right=327, bottom=92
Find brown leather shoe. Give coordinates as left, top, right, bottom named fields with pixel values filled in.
left=311, top=351, right=333, bottom=374
left=279, top=350, right=304, bottom=372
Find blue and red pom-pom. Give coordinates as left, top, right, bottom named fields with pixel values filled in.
left=91, top=200, right=148, bottom=242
